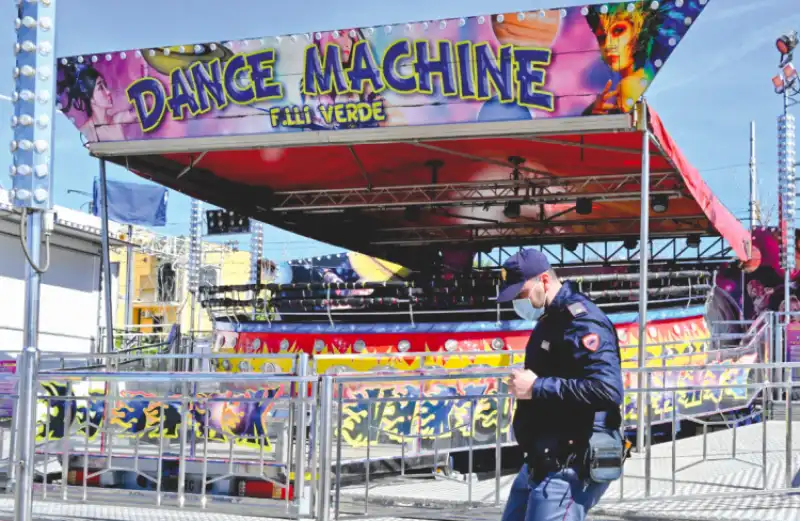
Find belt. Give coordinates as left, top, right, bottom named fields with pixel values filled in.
left=525, top=410, right=619, bottom=481
left=594, top=410, right=621, bottom=430
left=526, top=446, right=583, bottom=482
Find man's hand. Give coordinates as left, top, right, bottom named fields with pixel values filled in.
left=510, top=369, right=537, bottom=400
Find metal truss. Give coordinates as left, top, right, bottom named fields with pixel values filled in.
left=271, top=172, right=679, bottom=212
left=127, top=229, right=236, bottom=260
left=475, top=236, right=733, bottom=268
left=372, top=215, right=707, bottom=246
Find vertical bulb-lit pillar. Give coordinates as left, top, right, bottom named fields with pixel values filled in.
left=11, top=1, right=56, bottom=209
left=188, top=199, right=202, bottom=296
left=250, top=222, right=263, bottom=284
left=10, top=2, right=58, bottom=521
left=778, top=103, right=796, bottom=490
left=187, top=199, right=203, bottom=336
left=779, top=109, right=796, bottom=392
left=779, top=113, right=796, bottom=274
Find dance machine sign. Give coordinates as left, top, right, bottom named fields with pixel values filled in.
left=56, top=1, right=708, bottom=142
left=125, top=42, right=554, bottom=133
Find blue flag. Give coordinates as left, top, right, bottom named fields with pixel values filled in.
left=93, top=178, right=168, bottom=227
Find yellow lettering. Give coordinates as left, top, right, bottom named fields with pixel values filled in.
left=334, top=104, right=346, bottom=122
left=319, top=105, right=334, bottom=124
left=346, top=103, right=359, bottom=122
left=372, top=100, right=386, bottom=121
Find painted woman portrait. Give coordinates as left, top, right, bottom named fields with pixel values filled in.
left=57, top=59, right=136, bottom=142
left=583, top=4, right=659, bottom=114
left=583, top=0, right=704, bottom=114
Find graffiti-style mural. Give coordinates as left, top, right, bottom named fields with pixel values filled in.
left=32, top=332, right=758, bottom=453
left=35, top=382, right=285, bottom=451
left=203, top=311, right=761, bottom=449
left=30, top=281, right=763, bottom=452
left=336, top=378, right=513, bottom=448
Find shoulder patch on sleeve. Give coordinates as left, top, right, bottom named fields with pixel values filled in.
left=582, top=333, right=600, bottom=352
left=568, top=302, right=587, bottom=317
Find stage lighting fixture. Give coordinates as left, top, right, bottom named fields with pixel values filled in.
left=503, top=201, right=521, bottom=218
left=575, top=198, right=593, bottom=215
left=564, top=239, right=579, bottom=252
left=404, top=206, right=421, bottom=222
left=785, top=63, right=799, bottom=85
left=777, top=30, right=799, bottom=65
left=623, top=237, right=638, bottom=250
left=651, top=194, right=669, bottom=213
left=774, top=74, right=787, bottom=94
left=206, top=209, right=251, bottom=235
left=686, top=235, right=701, bottom=248
left=342, top=208, right=361, bottom=222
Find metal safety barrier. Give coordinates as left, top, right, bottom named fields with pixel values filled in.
left=318, top=360, right=782, bottom=520
left=2, top=362, right=318, bottom=519
left=6, top=319, right=797, bottom=520
left=2, top=360, right=798, bottom=519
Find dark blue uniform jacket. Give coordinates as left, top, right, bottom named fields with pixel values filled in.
left=512, top=281, right=624, bottom=458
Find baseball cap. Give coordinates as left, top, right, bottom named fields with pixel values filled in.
left=496, top=249, right=551, bottom=303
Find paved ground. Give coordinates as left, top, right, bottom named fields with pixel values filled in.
left=1, top=422, right=799, bottom=521
left=2, top=495, right=800, bottom=521
left=338, top=421, right=800, bottom=521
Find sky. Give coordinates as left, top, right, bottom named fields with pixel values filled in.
left=0, top=0, right=798, bottom=262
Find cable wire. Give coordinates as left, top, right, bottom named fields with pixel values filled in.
left=18, top=208, right=51, bottom=274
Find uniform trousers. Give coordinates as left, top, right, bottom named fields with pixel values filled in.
left=500, top=464, right=608, bottom=521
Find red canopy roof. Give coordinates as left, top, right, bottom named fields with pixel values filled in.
left=117, top=105, right=750, bottom=268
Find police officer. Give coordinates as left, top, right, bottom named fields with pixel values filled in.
left=496, top=249, right=624, bottom=521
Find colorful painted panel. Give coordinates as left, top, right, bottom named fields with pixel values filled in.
left=56, top=1, right=707, bottom=143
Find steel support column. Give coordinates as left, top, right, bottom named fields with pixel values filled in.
left=636, top=101, right=650, bottom=454
left=11, top=2, right=59, bottom=519
left=98, top=159, right=115, bottom=354
left=13, top=213, right=43, bottom=521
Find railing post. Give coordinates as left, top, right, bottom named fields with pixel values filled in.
left=177, top=382, right=190, bottom=507
left=317, top=376, right=334, bottom=521
left=775, top=316, right=784, bottom=402
left=644, top=379, right=652, bottom=498
left=786, top=369, right=794, bottom=489
left=294, top=353, right=309, bottom=516
left=494, top=377, right=503, bottom=506
left=762, top=384, right=769, bottom=489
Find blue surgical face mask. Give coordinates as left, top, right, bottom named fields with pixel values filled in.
left=513, top=298, right=544, bottom=323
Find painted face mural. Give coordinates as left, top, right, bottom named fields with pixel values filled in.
left=35, top=382, right=285, bottom=451
left=56, top=1, right=708, bottom=143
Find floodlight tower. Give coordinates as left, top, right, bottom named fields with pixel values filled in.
left=188, top=198, right=203, bottom=333
left=773, top=31, right=799, bottom=324
left=774, top=29, right=799, bottom=490
left=9, top=2, right=58, bottom=521
left=250, top=222, right=264, bottom=284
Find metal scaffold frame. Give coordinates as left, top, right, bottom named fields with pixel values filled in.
left=474, top=236, right=731, bottom=268
left=373, top=215, right=709, bottom=247
left=271, top=172, right=680, bottom=213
